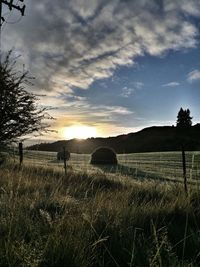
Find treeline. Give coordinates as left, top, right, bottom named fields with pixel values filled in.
left=28, top=124, right=200, bottom=154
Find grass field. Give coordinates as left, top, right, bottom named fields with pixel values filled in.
left=1, top=151, right=200, bottom=266
left=22, top=150, right=200, bottom=182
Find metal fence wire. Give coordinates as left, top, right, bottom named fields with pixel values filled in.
left=1, top=145, right=200, bottom=181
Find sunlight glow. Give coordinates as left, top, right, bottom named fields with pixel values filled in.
left=62, top=125, right=97, bottom=140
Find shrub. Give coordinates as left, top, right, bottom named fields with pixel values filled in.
left=90, top=147, right=118, bottom=165
left=57, top=150, right=70, bottom=161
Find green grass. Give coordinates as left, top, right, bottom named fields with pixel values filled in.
left=1, top=161, right=200, bottom=266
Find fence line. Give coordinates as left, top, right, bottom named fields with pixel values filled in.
left=1, top=145, right=200, bottom=181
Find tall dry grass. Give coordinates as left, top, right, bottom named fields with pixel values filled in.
left=0, top=162, right=200, bottom=266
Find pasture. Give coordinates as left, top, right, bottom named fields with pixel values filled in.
left=22, top=150, right=200, bottom=182
left=1, top=150, right=200, bottom=266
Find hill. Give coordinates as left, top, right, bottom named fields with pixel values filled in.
left=27, top=124, right=200, bottom=153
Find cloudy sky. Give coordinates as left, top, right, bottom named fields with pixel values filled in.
left=2, top=0, right=200, bottom=140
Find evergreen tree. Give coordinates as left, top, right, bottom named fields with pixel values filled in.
left=176, top=108, right=192, bottom=128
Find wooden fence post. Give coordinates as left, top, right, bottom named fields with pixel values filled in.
left=181, top=145, right=188, bottom=195
left=19, top=142, right=23, bottom=165
left=63, top=146, right=67, bottom=175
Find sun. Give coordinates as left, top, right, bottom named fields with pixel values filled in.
left=62, top=125, right=97, bottom=140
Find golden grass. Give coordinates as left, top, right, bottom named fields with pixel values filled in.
left=0, top=162, right=200, bottom=266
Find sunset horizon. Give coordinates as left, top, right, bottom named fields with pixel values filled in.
left=1, top=2, right=200, bottom=265
left=2, top=0, right=200, bottom=141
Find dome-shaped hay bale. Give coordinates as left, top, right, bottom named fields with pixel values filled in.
left=90, top=147, right=118, bottom=165
left=57, top=150, right=70, bottom=161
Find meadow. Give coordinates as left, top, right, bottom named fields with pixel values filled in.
left=0, top=151, right=200, bottom=266
left=22, top=150, right=200, bottom=182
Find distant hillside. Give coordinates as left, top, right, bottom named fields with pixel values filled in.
left=28, top=124, right=200, bottom=154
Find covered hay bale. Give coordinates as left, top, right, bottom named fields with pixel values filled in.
left=57, top=150, right=70, bottom=161
left=90, top=147, right=118, bottom=165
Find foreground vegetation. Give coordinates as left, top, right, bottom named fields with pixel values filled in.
left=1, top=162, right=200, bottom=266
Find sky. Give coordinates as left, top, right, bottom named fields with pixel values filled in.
left=2, top=0, right=200, bottom=141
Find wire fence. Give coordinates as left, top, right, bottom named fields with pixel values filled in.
left=1, top=145, right=200, bottom=182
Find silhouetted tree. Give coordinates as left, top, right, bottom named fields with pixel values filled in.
left=0, top=52, right=53, bottom=144
left=176, top=108, right=192, bottom=196
left=176, top=108, right=192, bottom=128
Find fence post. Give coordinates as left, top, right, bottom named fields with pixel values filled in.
left=19, top=142, right=23, bottom=166
left=181, top=145, right=187, bottom=195
left=63, top=147, right=67, bottom=175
